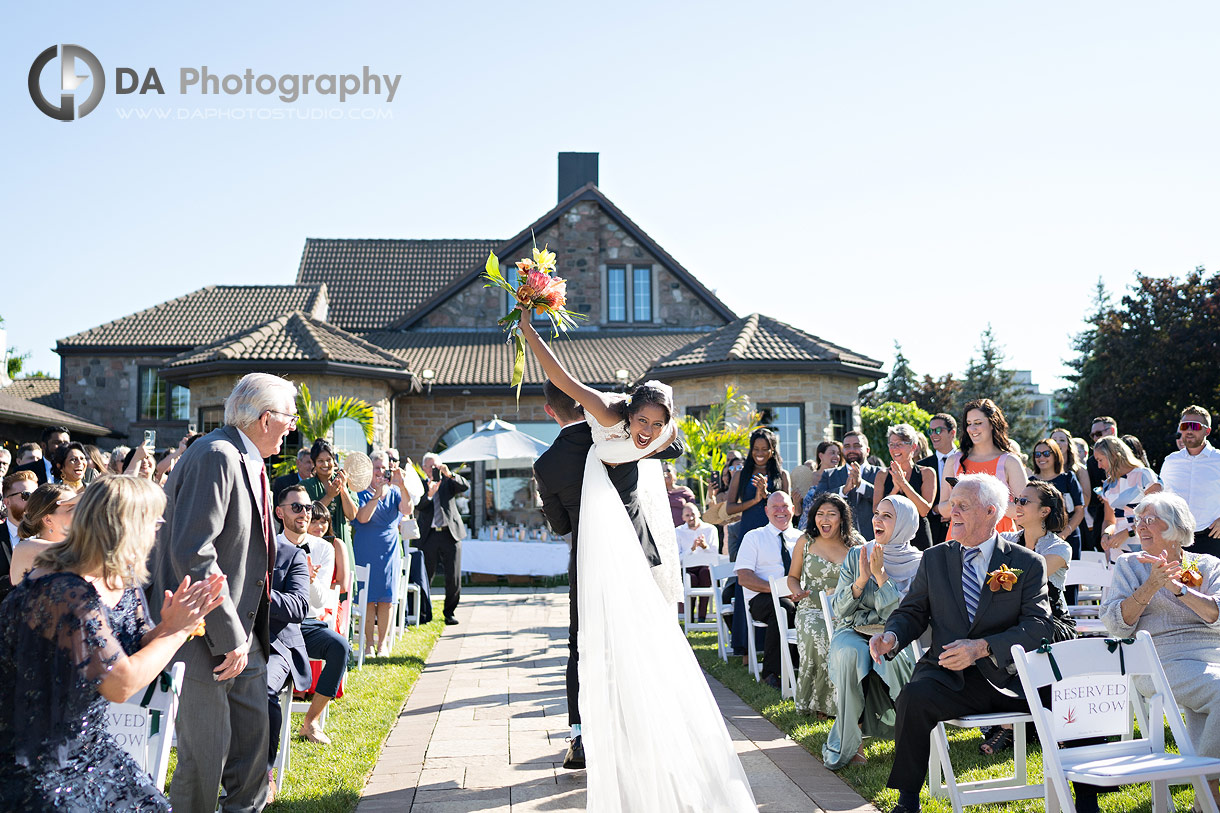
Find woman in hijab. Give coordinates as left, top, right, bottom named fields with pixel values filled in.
left=822, top=495, right=922, bottom=771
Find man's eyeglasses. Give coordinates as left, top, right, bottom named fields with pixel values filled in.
left=1033, top=450, right=1053, bottom=458
left=4, top=490, right=34, bottom=501
left=1180, top=421, right=1209, bottom=432
left=1091, top=429, right=1109, bottom=439
left=266, top=410, right=299, bottom=428
left=928, top=427, right=948, bottom=436
left=279, top=502, right=311, bottom=514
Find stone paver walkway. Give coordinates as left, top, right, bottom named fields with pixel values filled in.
left=357, top=588, right=878, bottom=812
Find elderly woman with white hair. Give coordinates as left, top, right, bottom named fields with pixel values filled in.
left=1102, top=492, right=1220, bottom=770
left=873, top=424, right=937, bottom=550
left=351, top=450, right=414, bottom=657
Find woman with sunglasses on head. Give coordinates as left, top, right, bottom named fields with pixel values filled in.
left=0, top=476, right=224, bottom=812
left=1095, top=436, right=1162, bottom=559
left=1029, top=438, right=1085, bottom=559
left=938, top=398, right=1027, bottom=539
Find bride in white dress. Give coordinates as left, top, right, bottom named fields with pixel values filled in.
left=520, top=322, right=757, bottom=812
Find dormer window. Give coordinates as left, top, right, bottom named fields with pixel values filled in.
left=605, top=264, right=652, bottom=324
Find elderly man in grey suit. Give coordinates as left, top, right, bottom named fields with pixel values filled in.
left=148, top=373, right=298, bottom=812
left=809, top=430, right=884, bottom=539
left=868, top=473, right=1052, bottom=813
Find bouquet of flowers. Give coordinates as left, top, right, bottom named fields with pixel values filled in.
left=482, top=242, right=583, bottom=402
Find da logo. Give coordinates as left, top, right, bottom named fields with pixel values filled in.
left=28, top=44, right=105, bottom=121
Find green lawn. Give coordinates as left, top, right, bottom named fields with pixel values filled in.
left=168, top=604, right=445, bottom=813
left=688, top=630, right=1203, bottom=813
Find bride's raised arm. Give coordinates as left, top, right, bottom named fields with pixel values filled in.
left=519, top=321, right=624, bottom=428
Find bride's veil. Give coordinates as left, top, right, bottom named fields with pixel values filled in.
left=576, top=407, right=756, bottom=812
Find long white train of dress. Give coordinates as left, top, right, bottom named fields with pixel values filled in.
left=577, top=419, right=757, bottom=812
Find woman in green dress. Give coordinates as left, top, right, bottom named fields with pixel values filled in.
left=822, top=495, right=922, bottom=771
left=785, top=493, right=862, bottom=717
left=300, top=440, right=358, bottom=576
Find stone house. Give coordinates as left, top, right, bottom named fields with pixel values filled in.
left=54, top=153, right=883, bottom=528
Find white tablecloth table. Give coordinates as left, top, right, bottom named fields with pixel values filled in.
left=460, top=539, right=569, bottom=576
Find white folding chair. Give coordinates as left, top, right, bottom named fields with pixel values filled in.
left=768, top=576, right=799, bottom=700
left=1012, top=631, right=1220, bottom=813
left=350, top=564, right=371, bottom=670
left=1064, top=561, right=1115, bottom=637
left=912, top=641, right=1042, bottom=811
left=106, top=662, right=184, bottom=792
left=683, top=551, right=726, bottom=633
left=397, top=560, right=422, bottom=628
left=819, top=589, right=837, bottom=642
left=710, top=562, right=736, bottom=663
left=741, top=586, right=768, bottom=681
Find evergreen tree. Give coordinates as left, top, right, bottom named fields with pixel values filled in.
left=956, top=325, right=1039, bottom=451
left=879, top=342, right=921, bottom=405
left=918, top=374, right=961, bottom=417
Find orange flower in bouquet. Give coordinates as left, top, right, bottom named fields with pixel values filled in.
left=482, top=240, right=584, bottom=402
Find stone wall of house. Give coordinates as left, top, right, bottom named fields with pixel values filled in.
left=60, top=353, right=181, bottom=448
left=420, top=200, right=727, bottom=329
left=666, top=371, right=863, bottom=462
left=393, top=392, right=550, bottom=460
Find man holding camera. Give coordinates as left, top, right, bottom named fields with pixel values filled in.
left=415, top=452, right=469, bottom=625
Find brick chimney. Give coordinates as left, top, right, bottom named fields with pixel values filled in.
left=558, top=152, right=598, bottom=201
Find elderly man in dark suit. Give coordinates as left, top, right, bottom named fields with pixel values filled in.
left=148, top=372, right=298, bottom=813
left=868, top=473, right=1052, bottom=813
left=917, top=412, right=958, bottom=545
left=416, top=452, right=470, bottom=626
left=265, top=519, right=310, bottom=803
left=813, top=430, right=884, bottom=540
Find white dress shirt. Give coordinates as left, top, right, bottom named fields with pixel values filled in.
left=279, top=531, right=336, bottom=620
left=734, top=522, right=800, bottom=605
left=1161, top=442, right=1220, bottom=530
left=962, top=534, right=999, bottom=587
left=5, top=518, right=17, bottom=543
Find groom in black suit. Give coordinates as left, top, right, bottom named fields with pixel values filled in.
left=869, top=473, right=1052, bottom=813
left=533, top=381, right=684, bottom=770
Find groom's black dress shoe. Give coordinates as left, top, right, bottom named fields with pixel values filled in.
left=888, top=805, right=918, bottom=813
left=444, top=615, right=459, bottom=625
left=563, top=735, right=585, bottom=769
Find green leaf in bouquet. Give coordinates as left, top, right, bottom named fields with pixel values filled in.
left=498, top=307, right=522, bottom=327
left=485, top=251, right=503, bottom=283
left=511, top=331, right=527, bottom=406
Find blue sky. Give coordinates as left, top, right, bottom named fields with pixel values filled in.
left=5, top=3, right=1218, bottom=407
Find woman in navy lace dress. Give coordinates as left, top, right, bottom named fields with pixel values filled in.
left=0, top=476, right=223, bottom=811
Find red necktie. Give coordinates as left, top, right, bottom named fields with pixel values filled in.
left=259, top=466, right=274, bottom=599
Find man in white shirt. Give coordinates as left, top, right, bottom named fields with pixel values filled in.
left=735, top=492, right=801, bottom=689
left=918, top=413, right=958, bottom=545
left=276, top=484, right=350, bottom=746
left=676, top=502, right=719, bottom=623
left=1160, top=405, right=1220, bottom=557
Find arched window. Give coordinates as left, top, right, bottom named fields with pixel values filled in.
left=434, top=421, right=475, bottom=454
left=332, top=418, right=369, bottom=456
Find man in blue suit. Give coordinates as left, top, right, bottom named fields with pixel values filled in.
left=810, top=431, right=884, bottom=539
left=265, top=489, right=311, bottom=803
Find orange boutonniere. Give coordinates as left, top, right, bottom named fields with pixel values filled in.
left=986, top=564, right=1024, bottom=592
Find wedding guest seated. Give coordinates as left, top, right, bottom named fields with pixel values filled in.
left=734, top=492, right=802, bottom=690
left=869, top=474, right=1051, bottom=813
left=822, top=495, right=922, bottom=770
left=277, top=486, right=350, bottom=745
left=9, top=483, right=78, bottom=584
left=0, top=475, right=223, bottom=810
left=786, top=493, right=862, bottom=718
left=1101, top=491, right=1220, bottom=807
left=675, top=502, right=719, bottom=623
left=265, top=519, right=310, bottom=803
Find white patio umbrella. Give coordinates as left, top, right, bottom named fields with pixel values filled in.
left=436, top=418, right=551, bottom=518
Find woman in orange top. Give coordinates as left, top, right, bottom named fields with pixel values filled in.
left=938, top=398, right=1027, bottom=538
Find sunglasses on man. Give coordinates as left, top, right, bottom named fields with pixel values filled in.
left=1180, top=421, right=1210, bottom=432
left=4, top=490, right=35, bottom=501
left=279, top=501, right=311, bottom=514
left=1090, top=430, right=1108, bottom=439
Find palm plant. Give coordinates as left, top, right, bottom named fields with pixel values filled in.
left=272, top=383, right=376, bottom=477
left=678, top=385, right=760, bottom=506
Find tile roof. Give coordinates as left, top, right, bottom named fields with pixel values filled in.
left=58, top=285, right=327, bottom=350
left=0, top=391, right=111, bottom=436
left=364, top=329, right=703, bottom=388
left=296, top=238, right=502, bottom=332
left=164, top=312, right=409, bottom=372
left=649, top=313, right=885, bottom=379
left=393, top=184, right=737, bottom=330
left=0, top=377, right=62, bottom=410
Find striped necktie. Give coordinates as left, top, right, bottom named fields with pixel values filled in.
left=962, top=547, right=982, bottom=624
